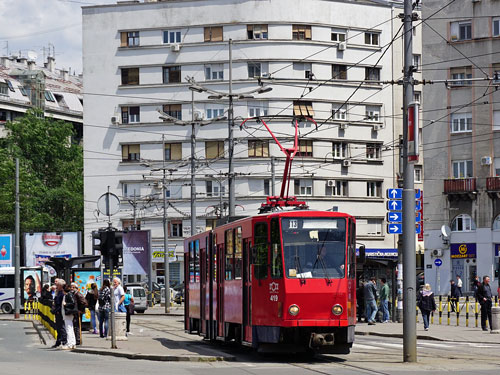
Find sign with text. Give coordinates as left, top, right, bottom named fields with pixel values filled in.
left=123, top=230, right=151, bottom=275
left=0, top=234, right=13, bottom=267
left=450, top=243, right=476, bottom=259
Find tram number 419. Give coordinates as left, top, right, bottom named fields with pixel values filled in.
left=270, top=295, right=279, bottom=302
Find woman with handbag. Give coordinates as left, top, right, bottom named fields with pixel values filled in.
left=62, top=284, right=78, bottom=349
left=123, top=286, right=135, bottom=334
left=85, top=283, right=99, bottom=334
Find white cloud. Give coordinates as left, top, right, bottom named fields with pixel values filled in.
left=0, top=0, right=116, bottom=74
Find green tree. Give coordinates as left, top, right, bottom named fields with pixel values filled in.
left=0, top=109, right=83, bottom=233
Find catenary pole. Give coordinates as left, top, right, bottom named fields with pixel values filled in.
left=402, top=0, right=417, bottom=362
left=162, top=135, right=170, bottom=313
left=14, top=158, right=20, bottom=319
left=191, top=90, right=196, bottom=236
left=228, top=38, right=235, bottom=221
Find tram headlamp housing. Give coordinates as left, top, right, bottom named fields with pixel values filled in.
left=288, top=304, right=300, bottom=316
left=332, top=304, right=343, bottom=315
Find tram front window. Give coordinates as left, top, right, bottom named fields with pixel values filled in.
left=282, top=218, right=346, bottom=279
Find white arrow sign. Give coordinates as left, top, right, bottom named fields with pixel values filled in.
left=390, top=213, right=399, bottom=221
left=390, top=201, right=399, bottom=210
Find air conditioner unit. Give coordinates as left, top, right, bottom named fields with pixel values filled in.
left=327, top=180, right=336, bottom=187
left=373, top=124, right=381, bottom=131
left=338, top=42, right=346, bottom=51
left=481, top=156, right=492, bottom=165
left=170, top=43, right=181, bottom=52
left=339, top=122, right=348, bottom=130
left=431, top=248, right=443, bottom=257
left=342, top=159, right=351, bottom=167
left=111, top=116, right=119, bottom=124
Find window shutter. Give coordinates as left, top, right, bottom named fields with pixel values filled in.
left=129, top=144, right=140, bottom=154
left=206, top=142, right=217, bottom=159
left=204, top=27, right=211, bottom=41
left=171, top=143, right=182, bottom=160
left=305, top=26, right=312, bottom=40
left=263, top=142, right=269, bottom=157
left=121, top=32, right=128, bottom=47
left=293, top=102, right=301, bottom=116
left=122, top=145, right=128, bottom=160
left=212, top=27, right=223, bottom=41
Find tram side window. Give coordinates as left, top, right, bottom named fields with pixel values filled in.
left=253, top=222, right=268, bottom=279
left=205, top=237, right=209, bottom=282
left=348, top=220, right=356, bottom=279
left=271, top=218, right=283, bottom=278
left=225, top=230, right=234, bottom=280
left=189, top=241, right=195, bottom=282
left=213, top=233, right=217, bottom=280
left=195, top=239, right=200, bottom=282
left=234, top=227, right=243, bottom=279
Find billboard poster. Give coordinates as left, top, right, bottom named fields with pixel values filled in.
left=22, top=269, right=42, bottom=305
left=72, top=270, right=101, bottom=323
left=24, top=232, right=80, bottom=274
left=123, top=230, right=150, bottom=275
left=152, top=245, right=177, bottom=263
left=0, top=234, right=13, bottom=267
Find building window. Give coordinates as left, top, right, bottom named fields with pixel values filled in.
left=294, top=179, right=313, bottom=196
left=121, top=68, right=139, bottom=85
left=412, top=54, right=421, bottom=71
left=293, top=101, right=314, bottom=117
left=366, top=143, right=381, bottom=159
left=0, top=83, right=8, bottom=96
left=451, top=214, right=475, bottom=232
left=163, top=104, right=182, bottom=120
left=205, top=64, right=224, bottom=80
left=494, top=18, right=500, bottom=37
left=365, top=106, right=381, bottom=122
left=163, top=30, right=181, bottom=44
left=264, top=179, right=270, bottom=196
left=120, top=31, right=139, bottom=47
left=450, top=21, right=471, bottom=41
left=165, top=143, right=182, bottom=161
left=122, top=183, right=141, bottom=198
left=44, top=91, right=56, bottom=102
left=357, top=218, right=382, bottom=236
left=450, top=112, right=472, bottom=133
left=170, top=221, right=183, bottom=237
left=326, top=180, right=348, bottom=197
left=247, top=24, right=268, bottom=40
left=121, top=144, right=140, bottom=162
left=452, top=160, right=473, bottom=178
left=19, top=86, right=27, bottom=96
left=331, top=28, right=346, bottom=42
left=332, top=64, right=347, bottom=80
left=163, top=66, right=181, bottom=83
left=206, top=107, right=224, bottom=119
left=292, top=24, right=312, bottom=40
left=205, top=141, right=224, bottom=159
left=248, top=140, right=269, bottom=157
left=332, top=104, right=347, bottom=120
left=206, top=219, right=217, bottom=231
left=332, top=141, right=348, bottom=158
left=248, top=62, right=262, bottom=78
left=365, top=67, right=380, bottom=81
left=297, top=140, right=313, bottom=157
left=122, top=219, right=141, bottom=230
left=204, top=26, right=223, bottom=42
left=206, top=180, right=225, bottom=197
left=293, top=62, right=313, bottom=79
left=414, top=91, right=421, bottom=104
left=450, top=66, right=472, bottom=86
left=364, top=32, right=379, bottom=46
left=121, top=106, right=140, bottom=124
left=5, top=80, right=14, bottom=92
left=248, top=102, right=268, bottom=117
left=415, top=165, right=422, bottom=182
left=366, top=181, right=382, bottom=197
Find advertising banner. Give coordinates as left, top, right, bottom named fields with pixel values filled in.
left=22, top=269, right=42, bottom=305
left=123, top=230, right=150, bottom=275
left=152, top=245, right=177, bottom=263
left=0, top=234, right=13, bottom=267
left=24, top=232, right=80, bottom=268
left=450, top=243, right=477, bottom=259
left=72, top=270, right=101, bottom=323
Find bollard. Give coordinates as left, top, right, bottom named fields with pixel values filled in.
left=475, top=301, right=479, bottom=328
left=491, top=306, right=500, bottom=334
left=110, top=312, right=128, bottom=341
left=465, top=296, right=469, bottom=327
left=447, top=298, right=451, bottom=326
left=456, top=298, right=460, bottom=326
left=439, top=296, right=442, bottom=325
left=431, top=310, right=434, bottom=325
left=416, top=306, right=419, bottom=323
left=495, top=296, right=498, bottom=308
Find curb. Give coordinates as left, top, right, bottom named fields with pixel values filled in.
left=32, top=321, right=47, bottom=345
left=72, top=347, right=235, bottom=362
left=355, top=330, right=446, bottom=342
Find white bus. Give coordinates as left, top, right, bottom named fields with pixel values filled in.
left=0, top=267, right=15, bottom=313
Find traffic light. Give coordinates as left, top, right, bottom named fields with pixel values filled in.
left=113, top=231, right=123, bottom=267
left=92, top=230, right=109, bottom=255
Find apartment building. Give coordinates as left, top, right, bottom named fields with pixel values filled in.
left=82, top=0, right=417, bottom=284
left=423, top=0, right=500, bottom=294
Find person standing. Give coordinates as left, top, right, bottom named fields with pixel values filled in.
left=85, top=283, right=99, bottom=334
left=98, top=279, right=112, bottom=338
left=450, top=280, right=459, bottom=312
left=364, top=277, right=378, bottom=325
left=473, top=275, right=481, bottom=302
left=456, top=275, right=463, bottom=297
left=123, top=286, right=135, bottom=334
left=417, top=284, right=436, bottom=331
left=356, top=280, right=365, bottom=322
left=112, top=277, right=126, bottom=313
left=62, top=284, right=78, bottom=349
left=476, top=275, right=493, bottom=331
left=51, top=279, right=67, bottom=348
left=379, top=278, right=390, bottom=323
left=71, top=283, right=87, bottom=346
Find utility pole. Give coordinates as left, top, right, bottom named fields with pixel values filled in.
left=14, top=158, right=20, bottom=319
left=402, top=0, right=417, bottom=362
left=162, top=135, right=170, bottom=313
left=191, top=90, right=196, bottom=236
left=228, top=38, right=235, bottom=221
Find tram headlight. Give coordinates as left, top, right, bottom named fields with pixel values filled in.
left=332, top=304, right=343, bottom=315
left=288, top=304, right=300, bottom=316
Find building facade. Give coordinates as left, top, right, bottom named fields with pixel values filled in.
left=82, top=0, right=419, bottom=285
left=423, top=0, right=500, bottom=295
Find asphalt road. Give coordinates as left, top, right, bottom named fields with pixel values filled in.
left=1, top=319, right=500, bottom=375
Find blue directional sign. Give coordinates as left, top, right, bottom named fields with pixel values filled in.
left=387, top=200, right=402, bottom=211
left=415, top=189, right=422, bottom=199
left=387, top=224, right=403, bottom=234
left=416, top=223, right=422, bottom=234
left=434, top=258, right=442, bottom=267
left=387, top=188, right=403, bottom=200
left=415, top=200, right=421, bottom=211
left=415, top=212, right=421, bottom=222
left=387, top=212, right=402, bottom=223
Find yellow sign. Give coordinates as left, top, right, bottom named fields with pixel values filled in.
left=459, top=244, right=467, bottom=255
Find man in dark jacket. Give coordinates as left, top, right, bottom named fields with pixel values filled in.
left=450, top=280, right=460, bottom=312
left=71, top=283, right=88, bottom=345
left=476, top=276, right=493, bottom=331
left=51, top=279, right=67, bottom=348
left=363, top=277, right=378, bottom=325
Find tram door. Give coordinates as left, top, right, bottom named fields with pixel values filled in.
left=200, top=240, right=206, bottom=336
left=217, top=243, right=224, bottom=338
left=242, top=238, right=252, bottom=342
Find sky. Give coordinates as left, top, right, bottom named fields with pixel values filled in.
left=0, top=0, right=117, bottom=74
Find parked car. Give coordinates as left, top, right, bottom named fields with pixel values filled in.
left=174, top=289, right=184, bottom=304
left=125, top=285, right=148, bottom=313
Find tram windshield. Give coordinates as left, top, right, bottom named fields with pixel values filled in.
left=282, top=218, right=346, bottom=279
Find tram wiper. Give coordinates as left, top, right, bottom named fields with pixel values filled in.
left=312, top=235, right=332, bottom=284
left=294, top=249, right=306, bottom=284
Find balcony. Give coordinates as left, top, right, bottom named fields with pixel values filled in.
left=444, top=178, right=476, bottom=200
left=486, top=177, right=500, bottom=198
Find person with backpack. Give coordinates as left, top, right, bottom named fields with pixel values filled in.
left=62, top=284, right=78, bottom=349
left=123, top=286, right=135, bottom=334
left=98, top=279, right=112, bottom=338
left=71, top=282, right=88, bottom=345
left=85, top=283, right=99, bottom=334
